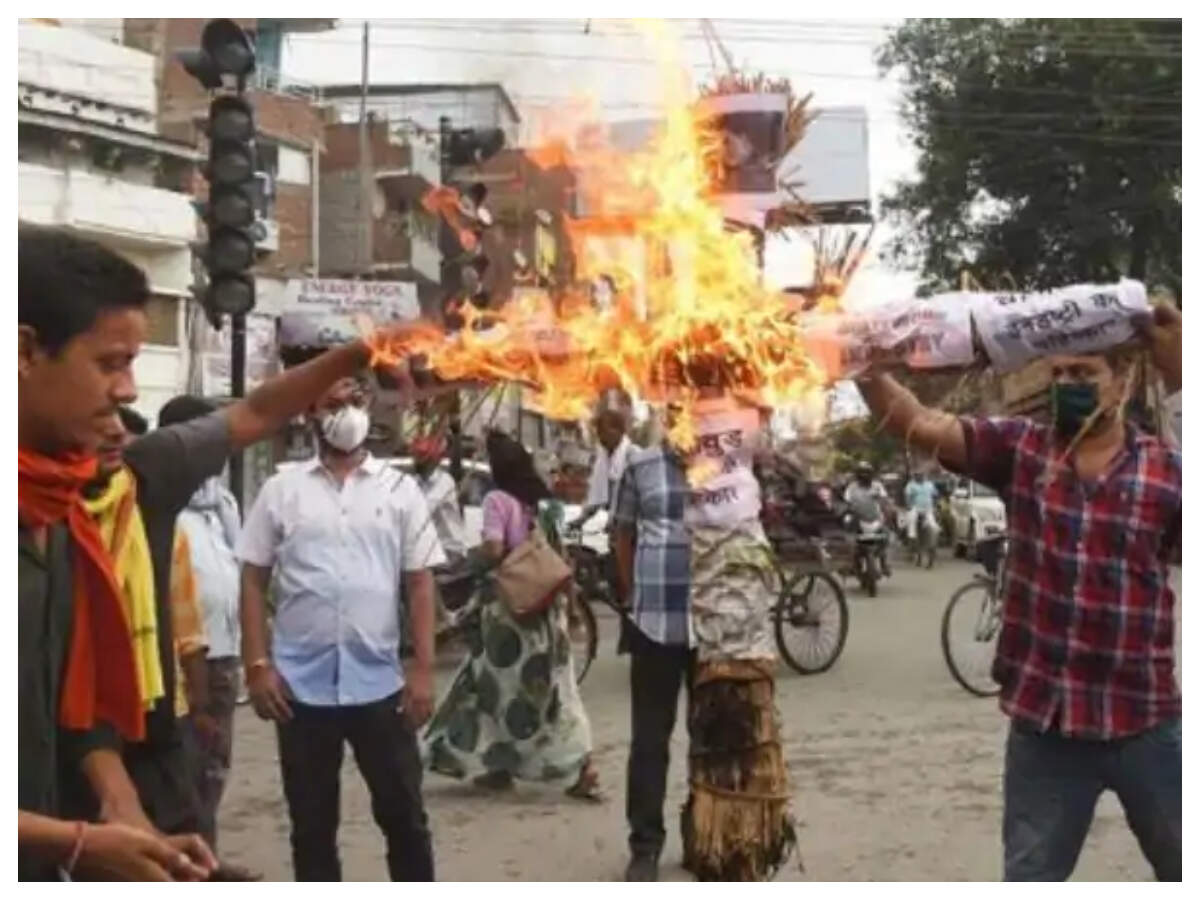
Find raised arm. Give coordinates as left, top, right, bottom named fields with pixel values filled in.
left=226, top=341, right=369, bottom=452
left=856, top=373, right=968, bottom=472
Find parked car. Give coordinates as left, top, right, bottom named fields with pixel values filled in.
left=948, top=478, right=1007, bottom=560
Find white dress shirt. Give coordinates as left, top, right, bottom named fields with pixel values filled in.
left=416, top=467, right=468, bottom=560
left=236, top=455, right=446, bottom=706
left=586, top=434, right=633, bottom=512
left=176, top=477, right=242, bottom=660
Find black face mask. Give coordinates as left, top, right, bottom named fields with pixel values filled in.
left=1050, top=382, right=1102, bottom=437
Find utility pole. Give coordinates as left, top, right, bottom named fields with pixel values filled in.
left=358, top=20, right=372, bottom=275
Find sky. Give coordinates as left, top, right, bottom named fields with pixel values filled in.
left=283, top=17, right=921, bottom=308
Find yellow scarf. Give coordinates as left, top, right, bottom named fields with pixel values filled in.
left=83, top=467, right=165, bottom=711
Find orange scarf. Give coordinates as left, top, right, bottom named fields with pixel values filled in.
left=18, top=448, right=145, bottom=742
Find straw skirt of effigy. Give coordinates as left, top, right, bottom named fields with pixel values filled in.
left=681, top=525, right=797, bottom=881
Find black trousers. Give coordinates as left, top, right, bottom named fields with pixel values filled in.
left=626, top=625, right=694, bottom=858
left=276, top=693, right=434, bottom=882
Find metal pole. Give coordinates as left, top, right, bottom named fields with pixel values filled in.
left=229, top=311, right=247, bottom=508
left=358, top=20, right=372, bottom=274
left=311, top=136, right=320, bottom=274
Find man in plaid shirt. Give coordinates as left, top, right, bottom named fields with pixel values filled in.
left=612, top=440, right=693, bottom=881
left=856, top=303, right=1182, bottom=881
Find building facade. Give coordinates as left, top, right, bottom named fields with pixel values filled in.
left=17, top=19, right=201, bottom=422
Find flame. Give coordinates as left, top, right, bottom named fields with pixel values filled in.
left=365, top=20, right=849, bottom=450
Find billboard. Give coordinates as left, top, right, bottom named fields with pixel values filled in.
left=276, top=278, right=420, bottom=347
left=777, top=106, right=870, bottom=211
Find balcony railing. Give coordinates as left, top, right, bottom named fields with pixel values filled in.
left=250, top=65, right=323, bottom=104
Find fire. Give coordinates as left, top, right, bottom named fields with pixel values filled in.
left=365, top=21, right=846, bottom=450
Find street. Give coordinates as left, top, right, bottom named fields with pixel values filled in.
left=215, top=555, right=1168, bottom=881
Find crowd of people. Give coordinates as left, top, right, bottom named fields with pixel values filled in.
left=17, top=225, right=1183, bottom=883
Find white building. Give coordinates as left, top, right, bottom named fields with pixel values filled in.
left=17, top=19, right=200, bottom=422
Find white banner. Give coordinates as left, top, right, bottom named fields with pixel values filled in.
left=970, top=279, right=1148, bottom=373
left=277, top=278, right=420, bottom=347
left=798, top=293, right=976, bottom=379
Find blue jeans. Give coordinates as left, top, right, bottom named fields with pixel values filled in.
left=1003, top=717, right=1181, bottom=881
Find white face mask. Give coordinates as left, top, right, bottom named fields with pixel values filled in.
left=319, top=405, right=371, bottom=453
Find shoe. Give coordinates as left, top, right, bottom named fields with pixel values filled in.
left=625, top=854, right=659, bottom=882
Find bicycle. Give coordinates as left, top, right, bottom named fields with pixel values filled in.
left=940, top=535, right=1006, bottom=697
left=768, top=539, right=851, bottom=675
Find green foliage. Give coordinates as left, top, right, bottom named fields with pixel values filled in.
left=878, top=18, right=1181, bottom=300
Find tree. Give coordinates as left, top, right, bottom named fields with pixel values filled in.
left=877, top=19, right=1181, bottom=300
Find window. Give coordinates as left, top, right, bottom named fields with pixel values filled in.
left=143, top=295, right=179, bottom=346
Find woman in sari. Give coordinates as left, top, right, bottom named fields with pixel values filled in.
left=423, top=430, right=603, bottom=801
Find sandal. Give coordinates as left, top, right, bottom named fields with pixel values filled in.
left=565, top=765, right=605, bottom=803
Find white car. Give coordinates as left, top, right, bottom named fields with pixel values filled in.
left=948, top=479, right=1007, bottom=560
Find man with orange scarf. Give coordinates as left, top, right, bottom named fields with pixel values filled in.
left=19, top=228, right=433, bottom=880
left=18, top=229, right=213, bottom=880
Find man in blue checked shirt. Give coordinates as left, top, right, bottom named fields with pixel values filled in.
left=612, top=433, right=694, bottom=882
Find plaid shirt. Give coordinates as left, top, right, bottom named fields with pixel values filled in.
left=612, top=444, right=692, bottom=647
left=957, top=416, right=1181, bottom=740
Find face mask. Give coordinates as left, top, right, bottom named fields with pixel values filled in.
left=1050, top=382, right=1101, bottom=437
left=319, top=405, right=371, bottom=453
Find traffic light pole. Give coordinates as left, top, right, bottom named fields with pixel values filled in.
left=229, top=312, right=246, bottom=508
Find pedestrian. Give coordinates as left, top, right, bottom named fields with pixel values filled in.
left=611, top=411, right=694, bottom=882
left=855, top=312, right=1183, bottom=881
left=424, top=429, right=603, bottom=801
left=17, top=227, right=212, bottom=880
left=902, top=468, right=939, bottom=545
left=411, top=432, right=469, bottom=564
left=572, top=387, right=636, bottom=529
left=237, top=375, right=442, bottom=882
left=158, top=396, right=245, bottom=856
left=71, top=407, right=219, bottom=847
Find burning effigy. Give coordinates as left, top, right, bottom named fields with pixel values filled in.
left=359, top=20, right=1153, bottom=882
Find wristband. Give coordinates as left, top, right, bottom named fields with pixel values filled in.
left=64, top=821, right=86, bottom=875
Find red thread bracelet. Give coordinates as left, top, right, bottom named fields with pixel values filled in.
left=64, top=821, right=86, bottom=875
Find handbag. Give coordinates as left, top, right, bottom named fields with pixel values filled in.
left=494, top=523, right=573, bottom=618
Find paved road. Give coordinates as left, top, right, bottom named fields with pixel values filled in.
left=217, top=556, right=1169, bottom=881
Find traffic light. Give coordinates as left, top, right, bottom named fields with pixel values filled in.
left=204, top=94, right=258, bottom=317
left=177, top=19, right=259, bottom=326
left=177, top=18, right=255, bottom=90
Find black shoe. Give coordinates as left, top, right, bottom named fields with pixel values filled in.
left=625, top=854, right=659, bottom=882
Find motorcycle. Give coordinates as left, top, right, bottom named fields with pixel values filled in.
left=841, top=512, right=891, bottom=597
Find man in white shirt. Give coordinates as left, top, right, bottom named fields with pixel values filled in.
left=158, top=396, right=243, bottom=856
left=237, top=375, right=445, bottom=881
left=903, top=469, right=940, bottom=543
left=410, top=433, right=468, bottom=563
left=574, top=388, right=636, bottom=529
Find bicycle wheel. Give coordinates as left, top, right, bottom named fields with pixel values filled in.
left=775, top=572, right=850, bottom=675
left=566, top=591, right=598, bottom=686
left=941, top=579, right=1002, bottom=697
